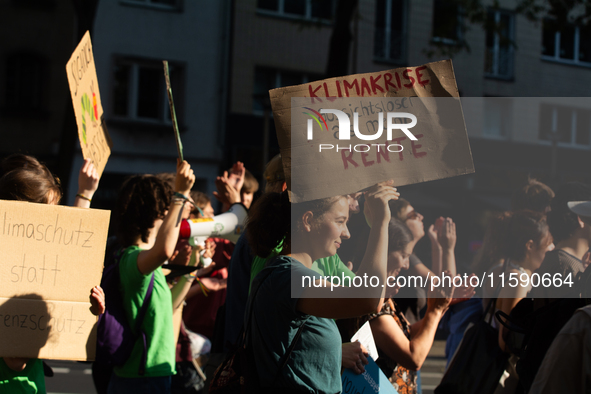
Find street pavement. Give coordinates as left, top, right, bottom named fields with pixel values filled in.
left=44, top=340, right=447, bottom=393
left=421, top=340, right=446, bottom=394
left=45, top=360, right=95, bottom=394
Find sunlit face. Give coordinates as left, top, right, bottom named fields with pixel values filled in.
left=202, top=202, right=215, bottom=218
left=387, top=243, right=413, bottom=278
left=309, top=197, right=351, bottom=259
left=402, top=204, right=424, bottom=241
left=241, top=191, right=254, bottom=209
left=386, top=243, right=412, bottom=296
left=530, top=234, right=554, bottom=270
left=191, top=202, right=215, bottom=219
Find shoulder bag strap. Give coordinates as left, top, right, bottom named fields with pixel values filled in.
left=241, top=262, right=278, bottom=346
left=270, top=316, right=310, bottom=387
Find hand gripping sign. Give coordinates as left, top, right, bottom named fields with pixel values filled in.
left=269, top=59, right=474, bottom=203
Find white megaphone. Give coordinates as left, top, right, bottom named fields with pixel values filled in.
left=179, top=203, right=248, bottom=266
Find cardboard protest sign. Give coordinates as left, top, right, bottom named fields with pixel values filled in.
left=0, top=200, right=110, bottom=360
left=66, top=31, right=112, bottom=177
left=341, top=356, right=398, bottom=394
left=269, top=60, right=474, bottom=202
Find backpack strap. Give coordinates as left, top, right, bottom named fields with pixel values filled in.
left=248, top=258, right=310, bottom=387
left=243, top=265, right=277, bottom=345
left=485, top=259, right=509, bottom=325
left=271, top=316, right=310, bottom=387
left=136, top=273, right=155, bottom=376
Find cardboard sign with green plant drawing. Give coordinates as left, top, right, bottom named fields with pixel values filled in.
left=66, top=31, right=112, bottom=177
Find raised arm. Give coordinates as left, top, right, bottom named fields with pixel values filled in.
left=371, top=285, right=452, bottom=370
left=73, top=158, right=99, bottom=208
left=428, top=217, right=443, bottom=275
left=137, top=160, right=195, bottom=275
left=438, top=218, right=457, bottom=277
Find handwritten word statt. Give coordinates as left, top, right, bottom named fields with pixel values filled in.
left=0, top=200, right=110, bottom=360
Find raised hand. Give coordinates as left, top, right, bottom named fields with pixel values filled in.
left=213, top=171, right=241, bottom=205
left=363, top=180, right=399, bottom=227
left=175, top=159, right=195, bottom=197
left=74, top=159, right=100, bottom=207
left=89, top=286, right=106, bottom=316
left=227, top=161, right=245, bottom=192
left=437, top=218, right=456, bottom=250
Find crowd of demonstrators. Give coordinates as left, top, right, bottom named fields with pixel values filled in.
left=224, top=154, right=286, bottom=351
left=454, top=180, right=591, bottom=394
left=482, top=210, right=553, bottom=393
left=338, top=219, right=453, bottom=393
left=4, top=151, right=591, bottom=394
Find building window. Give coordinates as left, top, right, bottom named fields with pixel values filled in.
left=4, top=53, right=46, bottom=115
left=120, top=0, right=181, bottom=11
left=485, top=9, right=514, bottom=79
left=483, top=98, right=512, bottom=139
left=253, top=67, right=321, bottom=114
left=112, top=58, right=183, bottom=125
left=542, top=18, right=591, bottom=65
left=432, top=0, right=462, bottom=44
left=257, top=0, right=334, bottom=21
left=374, top=0, right=407, bottom=62
left=539, top=103, right=591, bottom=146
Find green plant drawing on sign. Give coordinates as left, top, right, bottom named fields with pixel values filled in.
left=80, top=91, right=98, bottom=145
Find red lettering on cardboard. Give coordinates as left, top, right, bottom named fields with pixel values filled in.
left=336, top=80, right=343, bottom=97
left=384, top=73, right=397, bottom=91
left=411, top=134, right=427, bottom=158
left=376, top=148, right=390, bottom=164
left=309, top=84, right=322, bottom=103
left=360, top=78, right=372, bottom=96
left=370, top=75, right=385, bottom=95
left=403, top=69, right=416, bottom=89
left=324, top=82, right=337, bottom=102
left=395, top=72, right=402, bottom=89
left=415, top=66, right=429, bottom=87
left=390, top=137, right=406, bottom=161
left=341, top=150, right=359, bottom=170
left=361, top=152, right=375, bottom=167
left=343, top=79, right=360, bottom=96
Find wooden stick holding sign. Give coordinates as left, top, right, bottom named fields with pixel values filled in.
left=65, top=31, right=113, bottom=177
left=163, top=60, right=184, bottom=162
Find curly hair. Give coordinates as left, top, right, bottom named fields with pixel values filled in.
left=114, top=175, right=172, bottom=247
left=0, top=154, right=62, bottom=204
